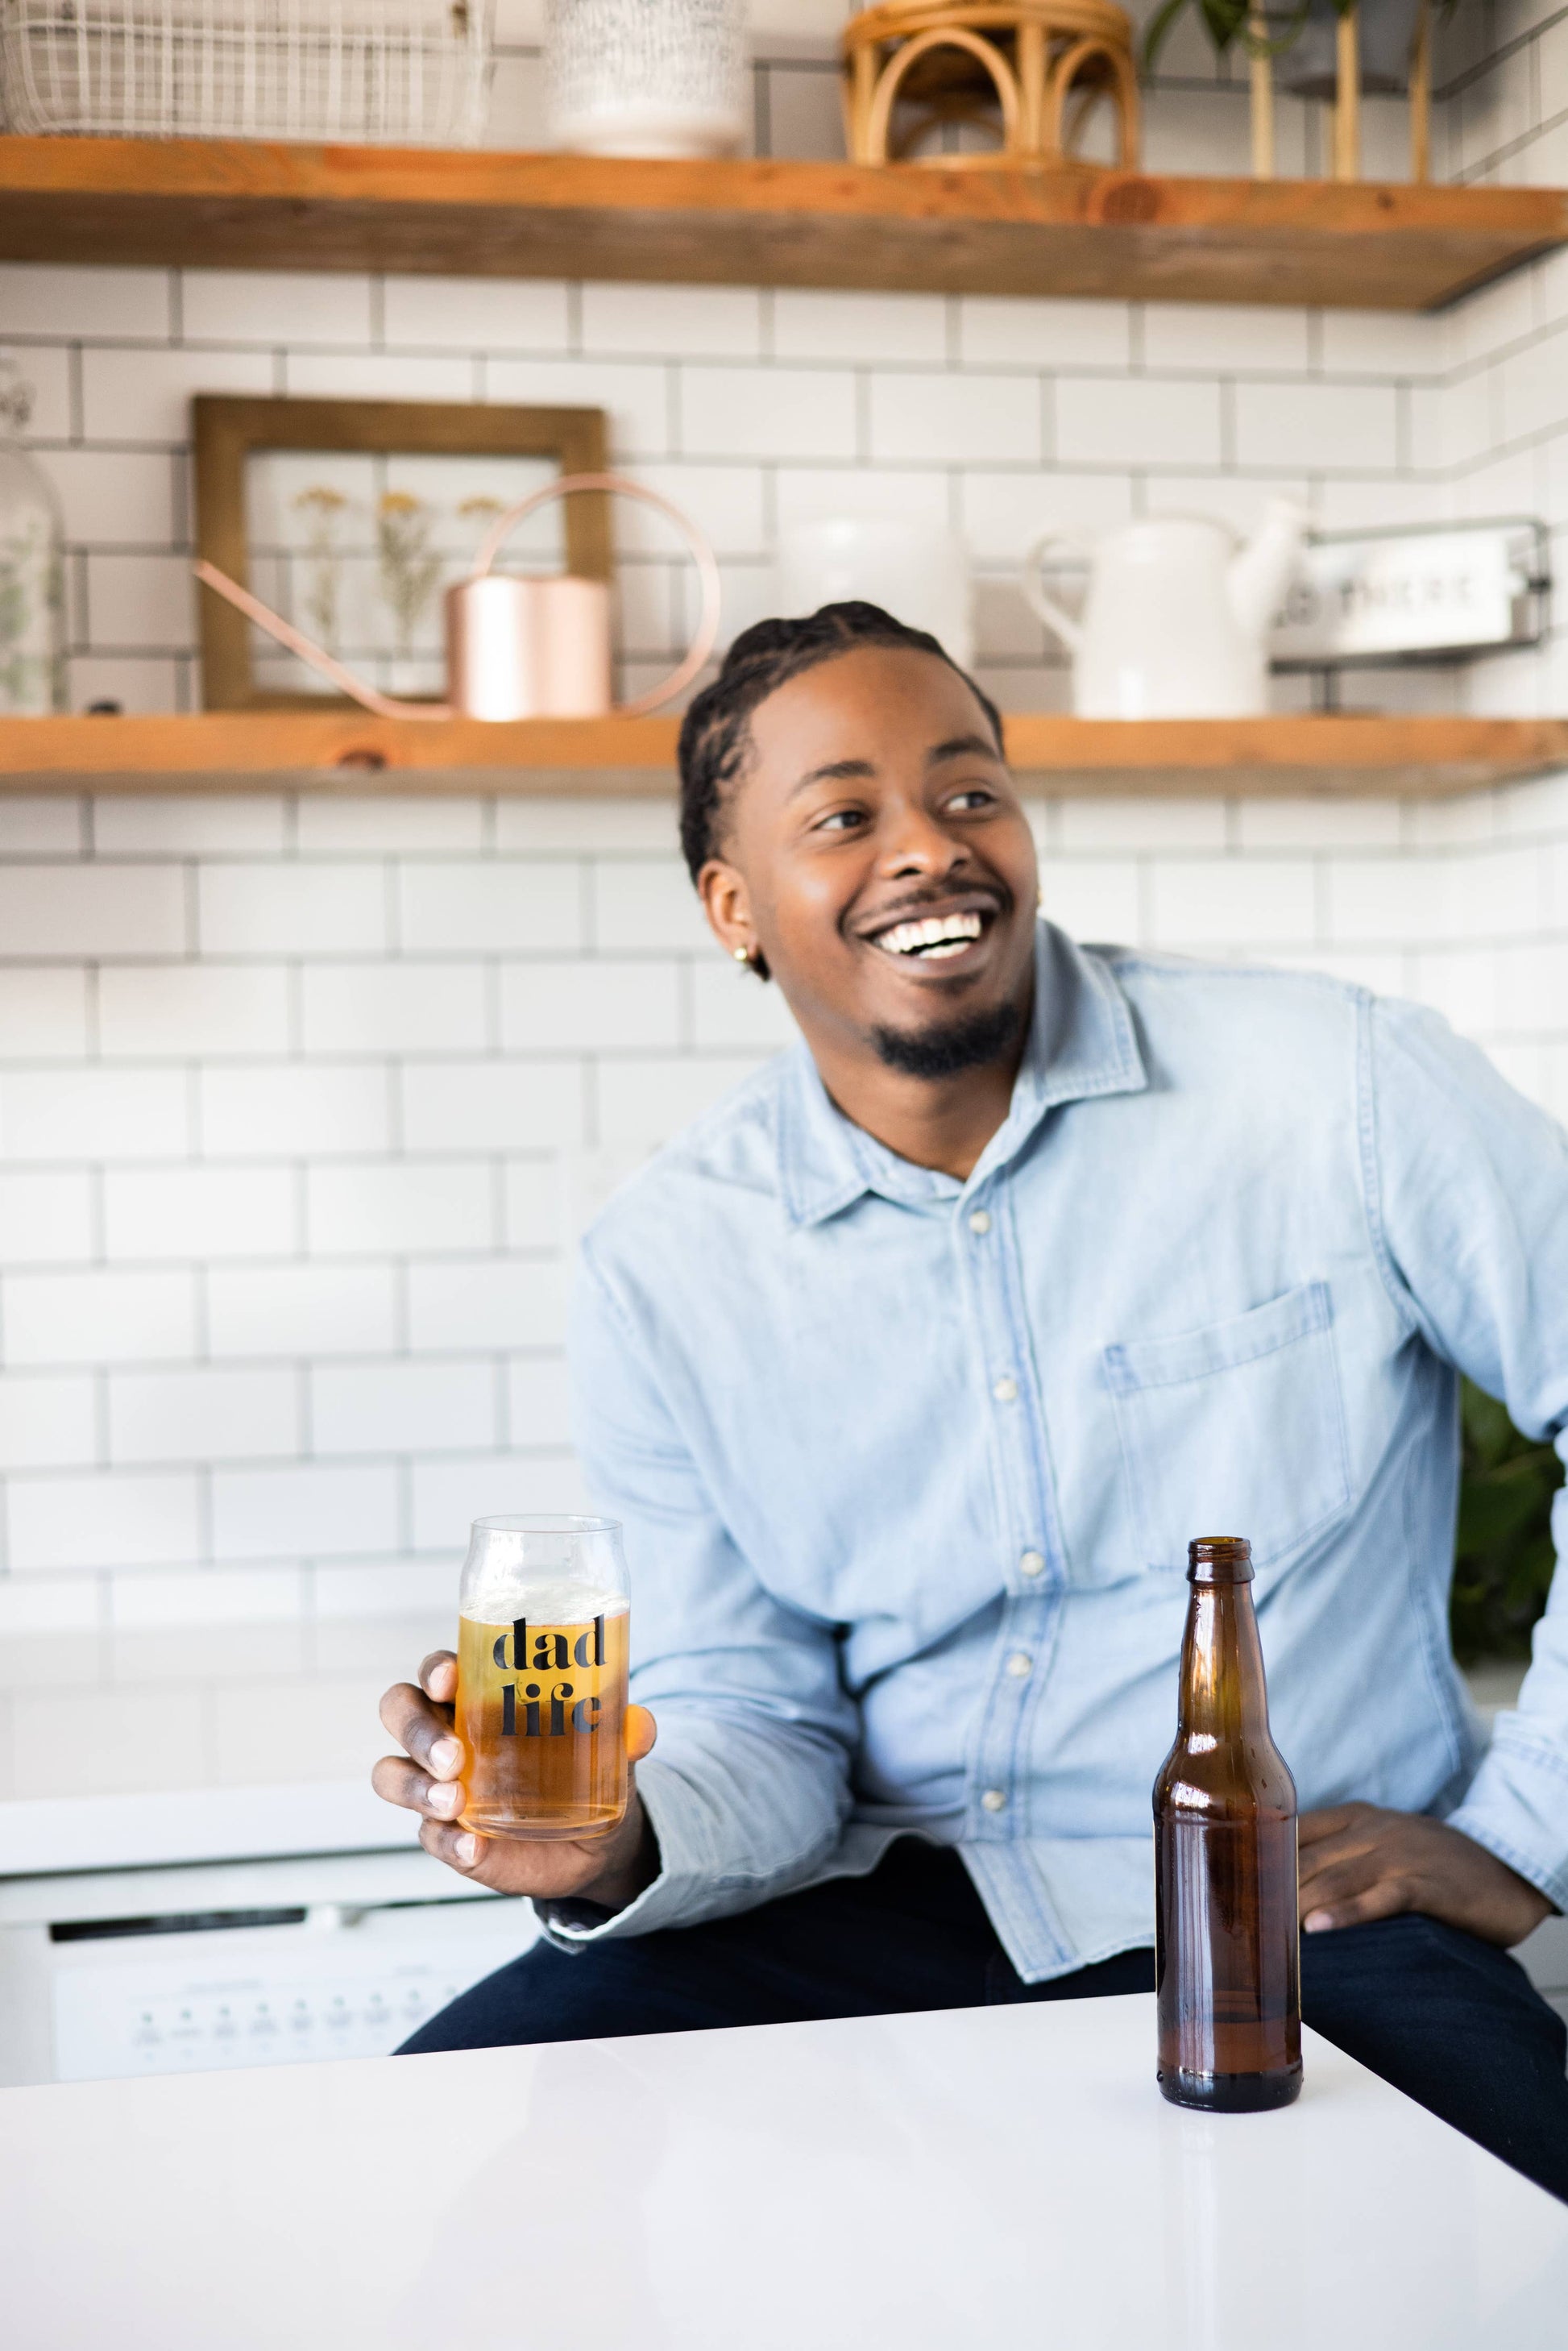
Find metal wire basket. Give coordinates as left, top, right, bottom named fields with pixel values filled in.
left=0, top=0, right=493, bottom=143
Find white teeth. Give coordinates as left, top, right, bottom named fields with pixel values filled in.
left=875, top=911, right=985, bottom=957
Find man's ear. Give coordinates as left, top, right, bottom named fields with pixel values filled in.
left=698, top=858, right=768, bottom=978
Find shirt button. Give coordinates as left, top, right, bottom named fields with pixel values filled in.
left=968, top=1209, right=992, bottom=1236
left=1020, top=1550, right=1045, bottom=1578
left=992, top=1376, right=1018, bottom=1403
left=981, top=1788, right=1008, bottom=1813
left=1006, top=1651, right=1033, bottom=1679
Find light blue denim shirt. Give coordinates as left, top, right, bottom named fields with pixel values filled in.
left=559, top=922, right=1568, bottom=1979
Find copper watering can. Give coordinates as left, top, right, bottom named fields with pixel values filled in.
left=194, top=471, right=722, bottom=721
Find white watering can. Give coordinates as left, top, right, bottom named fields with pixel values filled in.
left=1020, top=500, right=1310, bottom=719
left=195, top=472, right=721, bottom=721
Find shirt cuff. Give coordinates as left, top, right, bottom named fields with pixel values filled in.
left=533, top=1755, right=726, bottom=1949
left=1446, top=1728, right=1568, bottom=1913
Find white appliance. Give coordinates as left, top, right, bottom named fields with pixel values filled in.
left=1021, top=501, right=1309, bottom=718
left=0, top=1783, right=540, bottom=2089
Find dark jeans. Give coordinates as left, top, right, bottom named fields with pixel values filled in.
left=400, top=1838, right=1568, bottom=2203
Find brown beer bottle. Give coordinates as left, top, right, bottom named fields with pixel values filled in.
left=1154, top=1535, right=1301, bottom=2112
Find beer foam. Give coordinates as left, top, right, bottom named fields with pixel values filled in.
left=462, top=1580, right=626, bottom=1626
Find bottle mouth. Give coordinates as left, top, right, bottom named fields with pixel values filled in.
left=1187, top=1535, right=1254, bottom=1583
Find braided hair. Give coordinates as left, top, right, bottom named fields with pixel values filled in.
left=676, top=601, right=1004, bottom=886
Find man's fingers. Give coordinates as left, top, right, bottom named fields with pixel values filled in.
left=1296, top=1833, right=1377, bottom=1890
left=1297, top=1850, right=1415, bottom=1921
left=420, top=1651, right=458, bottom=1704
left=378, top=1680, right=465, bottom=1778
left=1296, top=1817, right=1389, bottom=1884
left=1297, top=1804, right=1371, bottom=1849
left=419, top=1817, right=488, bottom=1875
left=416, top=1820, right=554, bottom=1897
left=1296, top=1848, right=1380, bottom=1903
left=626, top=1703, right=656, bottom=1763
left=371, top=1755, right=466, bottom=1821
left=1303, top=1878, right=1412, bottom=1934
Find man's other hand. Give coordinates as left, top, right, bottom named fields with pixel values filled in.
left=1298, top=1801, right=1553, bottom=1947
left=372, top=1651, right=659, bottom=1912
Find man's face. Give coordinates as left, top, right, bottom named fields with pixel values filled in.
left=699, top=644, right=1040, bottom=1074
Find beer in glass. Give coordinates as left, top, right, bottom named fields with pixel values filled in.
left=455, top=1514, right=630, bottom=1842
left=1153, top=1535, right=1302, bottom=2112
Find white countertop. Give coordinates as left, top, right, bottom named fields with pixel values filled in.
left=3, top=1992, right=1563, bottom=2349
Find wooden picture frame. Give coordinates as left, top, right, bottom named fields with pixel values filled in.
left=193, top=395, right=610, bottom=712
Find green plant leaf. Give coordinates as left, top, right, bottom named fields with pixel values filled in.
left=1450, top=1379, right=1565, bottom=1666
left=1461, top=1380, right=1516, bottom=1467
left=1142, top=0, right=1197, bottom=69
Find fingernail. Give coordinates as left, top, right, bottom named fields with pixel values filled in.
left=427, top=1780, right=462, bottom=1817
left=455, top=1834, right=479, bottom=1866
left=430, top=1738, right=463, bottom=1776
left=1303, top=1909, right=1332, bottom=1933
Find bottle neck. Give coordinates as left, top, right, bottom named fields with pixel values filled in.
left=1177, top=1575, right=1271, bottom=1744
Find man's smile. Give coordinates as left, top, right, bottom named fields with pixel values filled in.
left=873, top=910, right=984, bottom=960
left=857, top=890, right=1009, bottom=974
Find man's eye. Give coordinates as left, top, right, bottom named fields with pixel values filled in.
left=815, top=808, right=867, bottom=833
left=948, top=787, right=996, bottom=812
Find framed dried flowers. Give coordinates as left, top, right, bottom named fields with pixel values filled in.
left=192, top=394, right=610, bottom=711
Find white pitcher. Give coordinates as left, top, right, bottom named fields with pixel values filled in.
left=1021, top=501, right=1309, bottom=719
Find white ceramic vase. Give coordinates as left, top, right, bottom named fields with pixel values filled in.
left=545, top=0, right=748, bottom=159
left=774, top=518, right=976, bottom=672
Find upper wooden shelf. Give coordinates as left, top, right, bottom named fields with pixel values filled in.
left=1, top=137, right=1564, bottom=309
left=3, top=712, right=1565, bottom=797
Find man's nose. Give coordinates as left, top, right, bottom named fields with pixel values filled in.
left=879, top=801, right=967, bottom=877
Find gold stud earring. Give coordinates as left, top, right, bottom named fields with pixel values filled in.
left=733, top=945, right=750, bottom=965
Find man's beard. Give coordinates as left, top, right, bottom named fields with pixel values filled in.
left=869, top=996, right=1024, bottom=1080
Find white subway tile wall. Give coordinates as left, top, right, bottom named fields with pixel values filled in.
left=0, top=3, right=1564, bottom=1672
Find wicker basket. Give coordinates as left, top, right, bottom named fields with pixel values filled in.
left=0, top=0, right=493, bottom=143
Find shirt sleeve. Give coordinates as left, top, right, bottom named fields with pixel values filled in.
left=538, top=1234, right=859, bottom=1946
left=1366, top=994, right=1568, bottom=1912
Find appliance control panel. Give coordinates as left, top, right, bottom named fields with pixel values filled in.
left=51, top=1906, right=536, bottom=2082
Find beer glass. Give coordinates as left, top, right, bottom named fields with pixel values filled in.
left=454, top=1514, right=630, bottom=1842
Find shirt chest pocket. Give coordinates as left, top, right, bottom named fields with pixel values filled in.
left=1102, top=1281, right=1351, bottom=1573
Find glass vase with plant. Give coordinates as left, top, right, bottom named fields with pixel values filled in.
left=0, top=360, right=67, bottom=716
left=1142, top=0, right=1446, bottom=180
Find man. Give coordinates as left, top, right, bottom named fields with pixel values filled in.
left=375, top=604, right=1568, bottom=2198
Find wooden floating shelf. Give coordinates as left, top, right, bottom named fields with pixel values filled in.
left=1, top=137, right=1564, bottom=309
left=3, top=713, right=1566, bottom=798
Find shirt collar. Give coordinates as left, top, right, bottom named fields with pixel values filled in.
left=775, top=921, right=1148, bottom=1229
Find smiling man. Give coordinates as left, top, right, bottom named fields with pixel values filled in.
left=376, top=604, right=1568, bottom=2199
